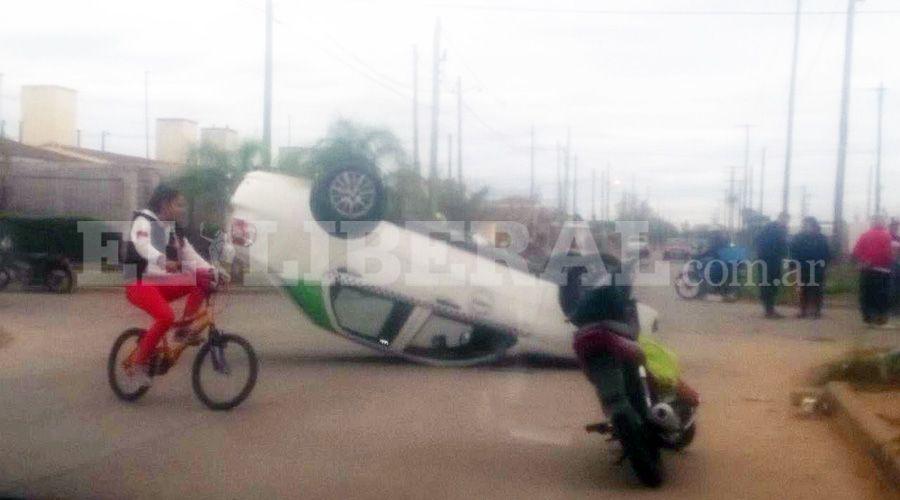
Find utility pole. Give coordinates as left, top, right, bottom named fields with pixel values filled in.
left=556, top=142, right=562, bottom=211
left=591, top=168, right=596, bottom=222
left=783, top=0, right=802, bottom=215
left=456, top=76, right=462, bottom=185
left=77, top=129, right=81, bottom=147
left=529, top=125, right=535, bottom=199
left=800, top=186, right=809, bottom=219
left=631, top=173, right=637, bottom=215
left=262, top=0, right=273, bottom=168
left=866, top=163, right=873, bottom=217
left=759, top=148, right=766, bottom=213
left=0, top=73, right=4, bottom=139
left=564, top=128, right=571, bottom=216
left=740, top=124, right=751, bottom=230
left=447, top=134, right=452, bottom=179
left=832, top=0, right=860, bottom=253
left=728, top=164, right=736, bottom=239
left=101, top=131, right=109, bottom=152
left=144, top=71, right=150, bottom=160
left=748, top=149, right=754, bottom=215
left=412, top=46, right=420, bottom=174
left=428, top=18, right=442, bottom=210
left=572, top=155, right=578, bottom=217
left=874, top=84, right=885, bottom=215
left=287, top=115, right=292, bottom=146
left=605, top=164, right=612, bottom=222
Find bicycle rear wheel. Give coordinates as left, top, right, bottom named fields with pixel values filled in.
left=108, top=328, right=151, bottom=401
left=192, top=332, right=258, bottom=410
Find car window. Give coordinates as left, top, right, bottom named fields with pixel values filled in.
left=404, top=314, right=515, bottom=361
left=331, top=287, right=406, bottom=344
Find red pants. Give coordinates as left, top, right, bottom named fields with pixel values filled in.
left=126, top=274, right=207, bottom=365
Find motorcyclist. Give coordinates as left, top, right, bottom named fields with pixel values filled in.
left=695, top=231, right=729, bottom=261
left=691, top=231, right=729, bottom=285
left=566, top=257, right=700, bottom=410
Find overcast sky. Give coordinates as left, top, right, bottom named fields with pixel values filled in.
left=2, top=0, right=899, bottom=224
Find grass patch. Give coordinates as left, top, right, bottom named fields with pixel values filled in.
left=809, top=348, right=900, bottom=388
left=735, top=261, right=858, bottom=305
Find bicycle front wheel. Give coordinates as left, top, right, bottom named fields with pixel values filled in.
left=191, top=332, right=258, bottom=410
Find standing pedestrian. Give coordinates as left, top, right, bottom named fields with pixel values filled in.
left=790, top=217, right=831, bottom=318
left=852, top=216, right=894, bottom=327
left=756, top=212, right=790, bottom=319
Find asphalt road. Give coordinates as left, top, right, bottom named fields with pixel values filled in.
left=0, top=277, right=896, bottom=499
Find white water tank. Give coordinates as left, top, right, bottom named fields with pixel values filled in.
left=200, top=126, right=239, bottom=151
left=156, top=118, right=198, bottom=165
left=21, top=85, right=77, bottom=146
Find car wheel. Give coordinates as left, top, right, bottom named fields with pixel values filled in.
left=310, top=166, right=385, bottom=238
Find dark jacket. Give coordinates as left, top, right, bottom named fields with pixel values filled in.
left=790, top=232, right=830, bottom=284
left=756, top=221, right=789, bottom=280
left=756, top=222, right=788, bottom=262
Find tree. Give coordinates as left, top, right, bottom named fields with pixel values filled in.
left=173, top=140, right=266, bottom=233
left=289, top=119, right=409, bottom=180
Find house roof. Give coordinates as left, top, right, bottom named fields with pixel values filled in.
left=0, top=137, right=78, bottom=162
left=0, top=138, right=170, bottom=167
left=53, top=144, right=168, bottom=166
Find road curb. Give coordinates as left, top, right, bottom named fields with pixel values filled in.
left=825, top=381, right=900, bottom=490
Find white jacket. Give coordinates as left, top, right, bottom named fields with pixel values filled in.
left=129, top=209, right=212, bottom=279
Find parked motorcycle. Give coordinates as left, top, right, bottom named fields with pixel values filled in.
left=0, top=238, right=75, bottom=293
left=574, top=320, right=697, bottom=487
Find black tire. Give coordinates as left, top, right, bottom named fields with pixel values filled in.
left=674, top=272, right=702, bottom=300
left=0, top=268, right=10, bottom=291
left=721, top=286, right=740, bottom=303
left=613, top=411, right=665, bottom=488
left=310, top=166, right=385, bottom=238
left=192, top=333, right=258, bottom=411
left=108, top=328, right=151, bottom=402
left=46, top=266, right=74, bottom=294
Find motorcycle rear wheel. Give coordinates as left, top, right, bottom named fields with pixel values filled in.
left=613, top=411, right=664, bottom=487
left=721, top=286, right=740, bottom=303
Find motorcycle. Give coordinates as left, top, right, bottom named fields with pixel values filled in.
left=574, top=320, right=697, bottom=487
left=673, top=246, right=748, bottom=303
left=0, top=237, right=75, bottom=293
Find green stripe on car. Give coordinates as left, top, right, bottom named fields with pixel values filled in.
left=283, top=280, right=335, bottom=331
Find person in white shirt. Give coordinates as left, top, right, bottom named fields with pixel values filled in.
left=123, top=184, right=213, bottom=385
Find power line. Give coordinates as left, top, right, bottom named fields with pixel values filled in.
left=429, top=4, right=900, bottom=16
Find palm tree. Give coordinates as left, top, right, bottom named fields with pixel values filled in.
left=173, top=140, right=266, bottom=232
left=294, top=119, right=410, bottom=180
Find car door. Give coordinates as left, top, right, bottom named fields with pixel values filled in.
left=327, top=281, right=415, bottom=349
left=325, top=274, right=517, bottom=366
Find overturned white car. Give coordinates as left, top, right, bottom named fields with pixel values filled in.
left=229, top=167, right=658, bottom=366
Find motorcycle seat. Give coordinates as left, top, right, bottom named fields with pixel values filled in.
left=578, top=320, right=639, bottom=341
